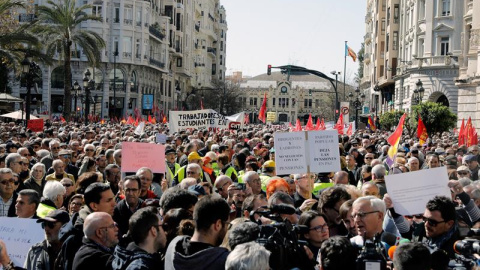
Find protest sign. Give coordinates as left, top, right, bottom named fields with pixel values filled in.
left=275, top=130, right=340, bottom=175
left=0, top=217, right=44, bottom=266
left=266, top=112, right=276, bottom=122
left=385, top=167, right=451, bottom=215
left=27, top=119, right=44, bottom=132
left=156, top=133, right=167, bottom=144
left=169, top=109, right=229, bottom=132
left=122, top=142, right=165, bottom=173
left=308, top=130, right=341, bottom=173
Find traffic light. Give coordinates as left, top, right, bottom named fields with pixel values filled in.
left=267, top=65, right=271, bottom=75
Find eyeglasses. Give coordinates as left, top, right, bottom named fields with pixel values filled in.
left=85, top=149, right=94, bottom=152
left=351, top=210, right=379, bottom=220
left=310, top=224, right=329, bottom=232
left=70, top=202, right=83, bottom=206
left=125, top=188, right=139, bottom=193
left=51, top=147, right=60, bottom=150
left=186, top=171, right=197, bottom=175
left=14, top=161, right=24, bottom=165
left=0, top=178, right=18, bottom=185
left=365, top=157, right=374, bottom=160
left=41, top=221, right=59, bottom=229
left=100, top=222, right=118, bottom=231
left=458, top=171, right=469, bottom=175
left=63, top=183, right=73, bottom=187
left=423, top=217, right=445, bottom=227
left=61, top=155, right=71, bottom=159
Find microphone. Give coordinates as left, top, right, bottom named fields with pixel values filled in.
left=270, top=204, right=296, bottom=215
left=388, top=245, right=397, bottom=259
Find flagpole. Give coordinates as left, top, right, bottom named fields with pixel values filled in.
left=344, top=41, right=347, bottom=100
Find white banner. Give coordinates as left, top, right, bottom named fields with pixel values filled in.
left=169, top=109, right=229, bottom=132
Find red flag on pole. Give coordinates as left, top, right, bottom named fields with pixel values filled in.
left=459, top=118, right=466, bottom=146
left=334, top=114, right=344, bottom=135
left=258, top=92, right=267, bottom=123
left=289, top=122, right=294, bottom=131
left=127, top=116, right=134, bottom=125
left=417, top=115, right=428, bottom=145
left=346, top=123, right=353, bottom=136
left=305, top=114, right=314, bottom=131
left=294, top=118, right=302, bottom=132
left=317, top=118, right=326, bottom=130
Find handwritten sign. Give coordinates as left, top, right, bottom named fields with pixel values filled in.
left=0, top=217, right=44, bottom=266
left=169, top=109, right=228, bottom=132
left=274, top=132, right=308, bottom=175
left=155, top=134, right=167, bottom=144
left=385, top=167, right=451, bottom=215
left=308, top=130, right=341, bottom=173
left=27, top=119, right=44, bottom=132
left=122, top=142, right=165, bottom=173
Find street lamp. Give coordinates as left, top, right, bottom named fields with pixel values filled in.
left=73, top=81, right=81, bottom=122
left=348, top=87, right=365, bottom=130
left=413, top=79, right=425, bottom=105
left=21, top=54, right=39, bottom=124
left=83, top=69, right=94, bottom=124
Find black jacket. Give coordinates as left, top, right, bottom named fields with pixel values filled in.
left=113, top=199, right=144, bottom=237
left=5, top=192, right=18, bottom=217
left=112, top=242, right=163, bottom=270
left=72, top=238, right=114, bottom=270
left=23, top=177, right=46, bottom=197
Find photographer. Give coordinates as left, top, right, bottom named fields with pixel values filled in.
left=392, top=242, right=431, bottom=270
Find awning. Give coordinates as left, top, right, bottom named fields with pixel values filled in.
left=0, top=110, right=39, bottom=120
left=0, top=93, right=23, bottom=103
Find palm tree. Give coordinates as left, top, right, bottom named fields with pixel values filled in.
left=0, top=0, right=41, bottom=73
left=33, top=0, right=105, bottom=120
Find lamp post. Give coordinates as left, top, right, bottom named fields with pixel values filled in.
left=73, top=81, right=81, bottom=122
left=83, top=69, right=94, bottom=124
left=21, top=54, right=39, bottom=124
left=413, top=79, right=425, bottom=105
left=348, top=87, right=365, bottom=129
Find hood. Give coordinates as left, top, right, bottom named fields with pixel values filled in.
left=75, top=205, right=92, bottom=229
left=169, top=236, right=229, bottom=270
left=58, top=212, right=79, bottom=241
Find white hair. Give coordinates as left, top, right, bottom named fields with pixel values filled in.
left=226, top=242, right=270, bottom=270
left=243, top=171, right=259, bottom=183
left=353, top=196, right=386, bottom=214
left=36, top=149, right=50, bottom=160
left=179, top=177, right=197, bottom=190
left=43, top=181, right=66, bottom=202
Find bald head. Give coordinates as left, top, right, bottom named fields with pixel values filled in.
left=83, top=212, right=119, bottom=248
left=361, top=182, right=379, bottom=198
left=333, top=171, right=349, bottom=185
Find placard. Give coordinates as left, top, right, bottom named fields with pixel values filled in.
left=27, top=119, right=44, bottom=132
left=274, top=132, right=308, bottom=175
left=169, top=109, right=228, bottom=132
left=156, top=133, right=167, bottom=144
left=385, top=167, right=451, bottom=215
left=0, top=217, right=44, bottom=266
left=267, top=112, right=276, bottom=122
left=308, top=130, right=341, bottom=173
left=122, top=142, right=165, bottom=173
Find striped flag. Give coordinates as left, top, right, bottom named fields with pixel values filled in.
left=367, top=116, right=376, bottom=131
left=417, top=115, right=428, bottom=145
left=345, top=44, right=357, bottom=62
left=386, top=113, right=407, bottom=167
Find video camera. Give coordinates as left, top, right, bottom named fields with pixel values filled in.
left=250, top=204, right=314, bottom=270
left=354, top=234, right=389, bottom=270
left=450, top=239, right=480, bottom=270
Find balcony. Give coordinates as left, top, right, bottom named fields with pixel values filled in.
left=195, top=24, right=200, bottom=32
left=135, top=54, right=141, bottom=59
left=136, top=21, right=142, bottom=27
left=149, top=26, right=165, bottom=40
left=114, top=18, right=120, bottom=23
left=207, top=47, right=216, bottom=56
left=123, top=52, right=132, bottom=58
left=124, top=19, right=133, bottom=25
left=177, top=2, right=184, bottom=9
left=149, top=58, right=165, bottom=69
left=364, top=32, right=371, bottom=43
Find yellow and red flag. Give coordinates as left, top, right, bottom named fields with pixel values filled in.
left=367, top=116, right=376, bottom=131
left=417, top=115, right=428, bottom=145
left=258, top=92, right=267, bottom=123
left=386, top=113, right=407, bottom=166
left=345, top=44, right=357, bottom=62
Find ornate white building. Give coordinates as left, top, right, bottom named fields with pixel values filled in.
left=11, top=0, right=227, bottom=119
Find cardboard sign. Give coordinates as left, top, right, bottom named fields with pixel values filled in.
left=267, top=112, right=276, bottom=122
left=27, top=119, right=44, bottom=132
left=229, top=122, right=241, bottom=130
left=385, top=167, right=451, bottom=215
left=0, top=217, right=44, bottom=266
left=169, top=109, right=229, bottom=132
left=156, top=133, right=167, bottom=144
left=274, top=130, right=341, bottom=175
left=122, top=142, right=166, bottom=173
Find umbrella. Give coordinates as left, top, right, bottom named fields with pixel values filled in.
left=0, top=110, right=39, bottom=120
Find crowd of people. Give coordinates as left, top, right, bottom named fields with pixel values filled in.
left=0, top=120, right=478, bottom=270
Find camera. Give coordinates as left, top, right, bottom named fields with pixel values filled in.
left=355, top=237, right=387, bottom=270
left=250, top=204, right=314, bottom=270
left=448, top=239, right=480, bottom=270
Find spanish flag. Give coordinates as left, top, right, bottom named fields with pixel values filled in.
left=367, top=116, right=376, bottom=131
left=345, top=44, right=357, bottom=62
left=417, top=115, right=428, bottom=145
left=386, top=113, right=407, bottom=167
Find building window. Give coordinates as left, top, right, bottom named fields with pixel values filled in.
left=168, top=81, right=172, bottom=97
left=304, top=99, right=308, bottom=108
left=212, top=64, right=216, bottom=75
left=124, top=7, right=133, bottom=25
left=393, top=31, right=398, bottom=50
left=249, top=98, right=253, bottom=106
left=393, top=4, right=399, bottom=23
left=114, top=7, right=120, bottom=23
left=272, top=98, right=275, bottom=107
left=386, top=34, right=389, bottom=52
left=381, top=19, right=386, bottom=34
left=123, top=37, right=132, bottom=57
left=92, top=4, right=102, bottom=18
left=419, top=0, right=426, bottom=20
left=418, top=39, right=424, bottom=57
left=254, top=98, right=257, bottom=106
left=136, top=9, right=142, bottom=25
left=387, top=7, right=390, bottom=26
left=441, top=0, right=450, bottom=16
left=440, top=37, right=449, bottom=55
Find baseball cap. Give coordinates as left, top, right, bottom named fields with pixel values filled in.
left=36, top=209, right=70, bottom=224
left=188, top=184, right=206, bottom=196
left=263, top=160, right=275, bottom=168
left=465, top=154, right=477, bottom=162
left=188, top=151, right=201, bottom=161
left=165, top=147, right=176, bottom=155
left=457, top=165, right=470, bottom=173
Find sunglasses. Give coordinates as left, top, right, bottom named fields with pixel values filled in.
left=15, top=161, right=24, bottom=165
left=85, top=149, right=95, bottom=152
left=61, top=155, right=71, bottom=159
left=51, top=147, right=60, bottom=150
left=63, top=183, right=73, bottom=187
left=0, top=179, right=19, bottom=185
left=41, top=221, right=58, bottom=229
left=423, top=217, right=446, bottom=227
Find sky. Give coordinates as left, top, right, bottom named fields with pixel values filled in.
left=220, top=0, right=366, bottom=84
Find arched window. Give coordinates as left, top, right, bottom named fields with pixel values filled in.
left=51, top=66, right=65, bottom=89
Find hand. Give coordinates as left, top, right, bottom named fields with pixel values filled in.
left=303, top=245, right=314, bottom=261
left=244, top=186, right=253, bottom=197
left=448, top=180, right=463, bottom=196
left=161, top=179, right=168, bottom=192
left=383, top=193, right=393, bottom=209
left=0, top=240, right=11, bottom=266
left=299, top=199, right=318, bottom=212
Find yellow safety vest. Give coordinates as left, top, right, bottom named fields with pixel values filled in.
left=36, top=203, right=56, bottom=218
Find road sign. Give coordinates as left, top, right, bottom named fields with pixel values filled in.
left=341, top=107, right=349, bottom=115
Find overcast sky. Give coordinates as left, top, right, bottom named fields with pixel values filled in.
left=221, top=0, right=366, bottom=84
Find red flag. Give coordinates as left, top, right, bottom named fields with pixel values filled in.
left=417, top=115, right=428, bottom=145
left=200, top=99, right=204, bottom=110
left=334, top=114, right=344, bottom=135
left=289, top=122, right=294, bottom=131
left=134, top=118, right=139, bottom=127
left=317, top=118, right=326, bottom=130
left=162, top=116, right=167, bottom=124
left=305, top=114, right=314, bottom=131
left=294, top=118, right=302, bottom=132
left=346, top=123, right=353, bottom=136
left=127, top=116, right=134, bottom=125
left=474, top=130, right=479, bottom=146
left=148, top=115, right=152, bottom=123
left=60, top=116, right=66, bottom=123
left=244, top=115, right=250, bottom=125
left=466, top=117, right=475, bottom=147
left=258, top=92, right=267, bottom=123
left=459, top=119, right=466, bottom=145
left=315, top=117, right=320, bottom=130
left=367, top=116, right=376, bottom=131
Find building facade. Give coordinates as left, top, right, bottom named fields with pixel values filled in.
left=12, top=0, right=227, bottom=119
left=361, top=0, right=465, bottom=120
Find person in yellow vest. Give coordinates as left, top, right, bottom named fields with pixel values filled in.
left=260, top=160, right=276, bottom=191
left=37, top=180, right=66, bottom=218
left=217, top=154, right=238, bottom=182
left=45, top=160, right=75, bottom=183
left=165, top=147, right=181, bottom=187
left=173, top=152, right=205, bottom=186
